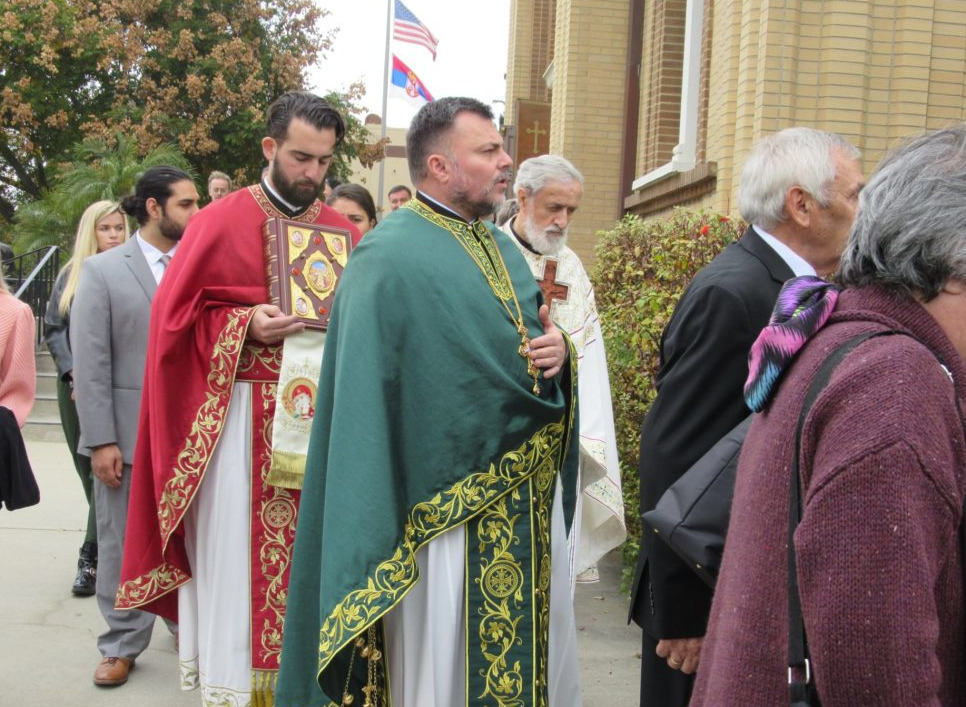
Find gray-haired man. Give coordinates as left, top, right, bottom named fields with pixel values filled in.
left=629, top=127, right=863, bottom=706
left=500, top=154, right=626, bottom=591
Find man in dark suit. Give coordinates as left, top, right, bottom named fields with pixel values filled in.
left=71, top=166, right=199, bottom=687
left=629, top=128, right=864, bottom=706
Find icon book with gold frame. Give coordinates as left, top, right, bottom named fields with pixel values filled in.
left=263, top=217, right=354, bottom=330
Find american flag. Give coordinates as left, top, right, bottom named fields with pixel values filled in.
left=393, top=0, right=439, bottom=60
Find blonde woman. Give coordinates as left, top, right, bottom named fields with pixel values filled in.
left=44, top=200, right=128, bottom=596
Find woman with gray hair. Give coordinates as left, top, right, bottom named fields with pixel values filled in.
left=691, top=125, right=966, bottom=706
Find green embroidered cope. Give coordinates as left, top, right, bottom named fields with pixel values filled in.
left=275, top=201, right=579, bottom=707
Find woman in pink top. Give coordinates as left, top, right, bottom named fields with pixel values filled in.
left=0, top=268, right=36, bottom=426
left=0, top=265, right=38, bottom=511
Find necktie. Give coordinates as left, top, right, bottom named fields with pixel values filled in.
left=158, top=253, right=171, bottom=282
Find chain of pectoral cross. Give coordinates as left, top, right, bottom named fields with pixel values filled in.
left=471, top=227, right=541, bottom=395
left=408, top=201, right=542, bottom=395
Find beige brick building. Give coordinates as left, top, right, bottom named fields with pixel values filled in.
left=505, top=0, right=966, bottom=266
left=350, top=115, right=414, bottom=219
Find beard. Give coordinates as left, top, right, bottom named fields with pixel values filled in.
left=159, top=212, right=186, bottom=242
left=521, top=212, right=568, bottom=256
left=271, top=160, right=322, bottom=209
left=449, top=169, right=511, bottom=222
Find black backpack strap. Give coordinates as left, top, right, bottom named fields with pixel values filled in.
left=787, top=331, right=894, bottom=704
left=787, top=328, right=966, bottom=705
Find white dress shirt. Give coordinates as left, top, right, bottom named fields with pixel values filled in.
left=135, top=232, right=178, bottom=284
left=752, top=225, right=817, bottom=277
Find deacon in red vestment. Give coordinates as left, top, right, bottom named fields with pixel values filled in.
left=117, top=93, right=360, bottom=707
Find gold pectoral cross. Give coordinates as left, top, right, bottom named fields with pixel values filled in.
left=517, top=324, right=541, bottom=395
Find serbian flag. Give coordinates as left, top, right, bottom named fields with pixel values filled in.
left=393, top=0, right=439, bottom=60
left=390, top=55, right=434, bottom=105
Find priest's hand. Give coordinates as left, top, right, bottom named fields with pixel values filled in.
left=92, top=444, right=124, bottom=489
left=248, top=305, right=305, bottom=345
left=529, top=304, right=568, bottom=379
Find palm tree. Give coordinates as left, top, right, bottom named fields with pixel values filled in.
left=13, top=134, right=193, bottom=253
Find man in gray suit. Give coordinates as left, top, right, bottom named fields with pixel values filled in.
left=71, top=166, right=200, bottom=687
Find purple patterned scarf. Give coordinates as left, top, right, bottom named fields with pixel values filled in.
left=744, top=276, right=841, bottom=412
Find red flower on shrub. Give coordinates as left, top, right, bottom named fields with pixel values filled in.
left=699, top=224, right=710, bottom=235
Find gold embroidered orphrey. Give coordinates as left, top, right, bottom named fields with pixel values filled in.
left=317, top=421, right=568, bottom=706
left=408, top=200, right=542, bottom=395
left=468, top=437, right=557, bottom=706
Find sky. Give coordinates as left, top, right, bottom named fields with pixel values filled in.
left=307, top=0, right=512, bottom=129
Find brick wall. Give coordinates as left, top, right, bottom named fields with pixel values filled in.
left=505, top=0, right=557, bottom=125
left=550, top=0, right=631, bottom=266
left=506, top=0, right=966, bottom=243
left=703, top=0, right=966, bottom=219
left=637, top=0, right=687, bottom=174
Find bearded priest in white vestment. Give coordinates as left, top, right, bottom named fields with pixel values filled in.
left=499, top=155, right=626, bottom=588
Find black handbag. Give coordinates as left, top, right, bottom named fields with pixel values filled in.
left=0, top=406, right=39, bottom=511
left=641, top=414, right=751, bottom=587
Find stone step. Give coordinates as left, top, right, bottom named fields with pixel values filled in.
left=31, top=393, right=60, bottom=419
left=36, top=371, right=59, bottom=398
left=22, top=416, right=65, bottom=443
left=27, top=348, right=64, bottom=442
left=35, top=348, right=57, bottom=375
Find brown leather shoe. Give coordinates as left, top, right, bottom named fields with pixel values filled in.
left=93, top=657, right=134, bottom=687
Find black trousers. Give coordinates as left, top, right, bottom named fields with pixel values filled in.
left=640, top=631, right=694, bottom=707
left=57, top=376, right=96, bottom=542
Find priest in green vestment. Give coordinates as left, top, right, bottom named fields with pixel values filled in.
left=275, top=97, right=583, bottom=707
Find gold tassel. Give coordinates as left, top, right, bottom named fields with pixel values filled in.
left=267, top=450, right=307, bottom=489
left=252, top=669, right=277, bottom=707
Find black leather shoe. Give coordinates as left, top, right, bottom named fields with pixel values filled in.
left=72, top=541, right=97, bottom=596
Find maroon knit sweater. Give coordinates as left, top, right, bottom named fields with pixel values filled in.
left=691, top=286, right=966, bottom=707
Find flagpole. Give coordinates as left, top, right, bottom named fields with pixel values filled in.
left=377, top=0, right=393, bottom=214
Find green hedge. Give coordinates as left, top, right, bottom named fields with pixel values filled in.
left=591, top=209, right=744, bottom=586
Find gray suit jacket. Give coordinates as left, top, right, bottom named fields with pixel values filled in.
left=70, top=237, right=157, bottom=463
left=44, top=268, right=73, bottom=380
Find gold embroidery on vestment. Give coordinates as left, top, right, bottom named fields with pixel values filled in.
left=238, top=342, right=283, bottom=378
left=407, top=200, right=542, bottom=395
left=115, top=562, right=190, bottom=608
left=156, top=308, right=252, bottom=550
left=471, top=431, right=556, bottom=706
left=249, top=184, right=323, bottom=223
left=475, top=494, right=526, bottom=706
left=316, top=422, right=565, bottom=690
left=255, top=382, right=297, bottom=667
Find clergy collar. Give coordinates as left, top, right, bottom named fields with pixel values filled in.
left=507, top=218, right=540, bottom=256
left=261, top=177, right=316, bottom=218
left=416, top=190, right=477, bottom=224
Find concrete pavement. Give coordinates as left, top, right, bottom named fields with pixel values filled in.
left=1, top=439, right=642, bottom=706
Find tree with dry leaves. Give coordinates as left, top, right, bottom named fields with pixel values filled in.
left=1, top=0, right=383, bottom=231
left=323, top=84, right=390, bottom=183
left=14, top=135, right=192, bottom=252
